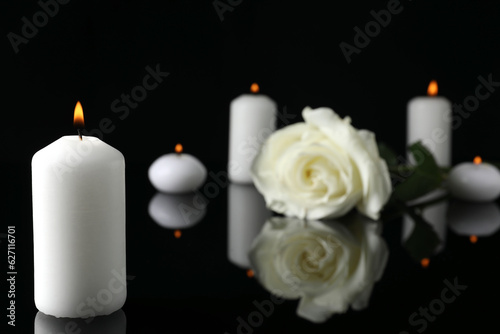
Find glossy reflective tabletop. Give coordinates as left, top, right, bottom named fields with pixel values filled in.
left=4, top=162, right=500, bottom=334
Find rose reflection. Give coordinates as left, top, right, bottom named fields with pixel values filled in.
left=148, top=192, right=207, bottom=229
left=447, top=200, right=500, bottom=237
left=35, top=309, right=126, bottom=334
left=248, top=214, right=389, bottom=323
left=227, top=183, right=272, bottom=268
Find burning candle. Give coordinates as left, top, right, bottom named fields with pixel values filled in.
left=228, top=83, right=277, bottom=183
left=407, top=80, right=452, bottom=167
left=447, top=156, right=500, bottom=202
left=148, top=144, right=207, bottom=193
left=31, top=102, right=126, bottom=318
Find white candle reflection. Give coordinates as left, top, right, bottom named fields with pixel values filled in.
left=227, top=183, right=271, bottom=269
left=401, top=191, right=448, bottom=254
left=35, top=310, right=126, bottom=334
left=148, top=192, right=207, bottom=229
left=447, top=200, right=500, bottom=239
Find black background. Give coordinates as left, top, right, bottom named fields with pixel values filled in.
left=2, top=0, right=500, bottom=333
left=3, top=0, right=500, bottom=166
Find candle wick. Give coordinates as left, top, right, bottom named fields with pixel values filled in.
left=77, top=129, right=82, bottom=141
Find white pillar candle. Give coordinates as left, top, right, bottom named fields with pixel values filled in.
left=407, top=80, right=452, bottom=167
left=228, top=84, right=277, bottom=184
left=447, top=156, right=500, bottom=202
left=227, top=183, right=271, bottom=269
left=32, top=103, right=126, bottom=318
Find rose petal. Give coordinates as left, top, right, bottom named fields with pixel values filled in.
left=302, top=107, right=392, bottom=220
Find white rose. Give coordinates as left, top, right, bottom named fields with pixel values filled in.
left=248, top=214, right=389, bottom=323
left=251, top=106, right=392, bottom=220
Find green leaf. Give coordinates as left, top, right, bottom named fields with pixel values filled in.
left=393, top=142, right=443, bottom=202
left=378, top=142, right=398, bottom=167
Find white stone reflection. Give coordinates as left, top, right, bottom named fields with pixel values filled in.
left=249, top=214, right=388, bottom=323
left=35, top=309, right=126, bottom=334
left=227, top=183, right=271, bottom=269
left=447, top=200, right=500, bottom=237
left=401, top=191, right=448, bottom=254
left=148, top=192, right=207, bottom=229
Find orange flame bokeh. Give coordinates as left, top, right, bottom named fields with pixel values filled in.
left=73, top=101, right=85, bottom=128
left=427, top=80, right=438, bottom=96
left=250, top=83, right=259, bottom=94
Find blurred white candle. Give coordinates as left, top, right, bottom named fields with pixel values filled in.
left=447, top=156, right=500, bottom=202
left=228, top=83, right=277, bottom=183
left=149, top=144, right=207, bottom=193
left=404, top=81, right=451, bottom=253
left=32, top=102, right=126, bottom=318
left=407, top=80, right=452, bottom=167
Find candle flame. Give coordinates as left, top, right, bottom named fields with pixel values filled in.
left=250, top=83, right=260, bottom=94
left=473, top=156, right=482, bottom=165
left=73, top=101, right=85, bottom=128
left=427, top=80, right=438, bottom=96
left=246, top=269, right=254, bottom=278
left=175, top=143, right=183, bottom=154
left=469, top=235, right=478, bottom=244
left=420, top=258, right=430, bottom=268
left=174, top=230, right=182, bottom=238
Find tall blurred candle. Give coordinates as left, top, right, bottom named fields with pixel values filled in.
left=407, top=80, right=452, bottom=167
left=228, top=83, right=277, bottom=183
left=31, top=102, right=126, bottom=318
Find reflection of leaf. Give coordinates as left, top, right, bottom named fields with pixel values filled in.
left=382, top=195, right=442, bottom=262
left=393, top=142, right=443, bottom=202
left=378, top=142, right=444, bottom=263
left=403, top=205, right=441, bottom=262
left=380, top=197, right=405, bottom=222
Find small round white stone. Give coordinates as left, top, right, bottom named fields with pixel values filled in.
left=148, top=153, right=207, bottom=193
left=447, top=162, right=500, bottom=202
